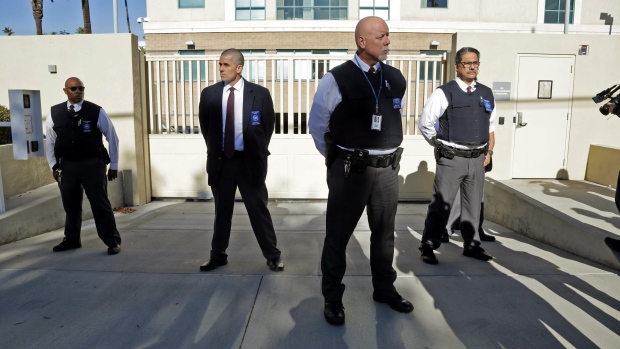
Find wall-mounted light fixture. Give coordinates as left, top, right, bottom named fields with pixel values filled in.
left=48, top=65, right=57, bottom=74
left=185, top=40, right=195, bottom=46
left=430, top=40, right=440, bottom=47
left=137, top=17, right=150, bottom=23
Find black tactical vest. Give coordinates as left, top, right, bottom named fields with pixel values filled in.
left=436, top=80, right=494, bottom=145
left=329, top=60, right=406, bottom=149
left=51, top=100, right=104, bottom=160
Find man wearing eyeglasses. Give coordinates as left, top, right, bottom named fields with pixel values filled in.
left=45, top=77, right=122, bottom=255
left=418, top=47, right=496, bottom=264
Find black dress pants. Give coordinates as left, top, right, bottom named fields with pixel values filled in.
left=321, top=157, right=399, bottom=302
left=59, top=157, right=121, bottom=247
left=210, top=155, right=280, bottom=261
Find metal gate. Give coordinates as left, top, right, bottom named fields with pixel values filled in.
left=146, top=54, right=445, bottom=200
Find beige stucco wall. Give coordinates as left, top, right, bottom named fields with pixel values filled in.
left=145, top=31, right=453, bottom=55
left=452, top=32, right=620, bottom=181
left=0, top=34, right=149, bottom=206
left=0, top=144, right=54, bottom=199
left=585, top=144, right=620, bottom=187
left=580, top=0, right=620, bottom=25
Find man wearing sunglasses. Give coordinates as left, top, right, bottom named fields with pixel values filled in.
left=418, top=47, right=496, bottom=264
left=45, top=77, right=122, bottom=255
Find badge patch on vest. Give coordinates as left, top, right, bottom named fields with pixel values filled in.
left=251, top=111, right=261, bottom=125
left=393, top=98, right=401, bottom=109
left=82, top=120, right=92, bottom=132
left=483, top=99, right=492, bottom=112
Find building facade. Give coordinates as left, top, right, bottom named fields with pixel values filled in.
left=143, top=0, right=619, bottom=57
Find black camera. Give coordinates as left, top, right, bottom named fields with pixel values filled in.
left=593, top=84, right=620, bottom=116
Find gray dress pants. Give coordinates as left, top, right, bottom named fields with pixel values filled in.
left=421, top=154, right=485, bottom=249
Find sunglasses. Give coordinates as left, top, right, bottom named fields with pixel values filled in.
left=68, top=86, right=85, bottom=92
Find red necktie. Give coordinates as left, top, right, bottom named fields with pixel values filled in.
left=467, top=86, right=472, bottom=93
left=224, top=87, right=235, bottom=159
left=368, top=67, right=375, bottom=73
left=69, top=105, right=75, bottom=112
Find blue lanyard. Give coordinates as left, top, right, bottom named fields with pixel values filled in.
left=354, top=56, right=382, bottom=114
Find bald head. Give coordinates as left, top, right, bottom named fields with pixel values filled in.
left=63, top=77, right=85, bottom=104
left=65, top=77, right=83, bottom=87
left=354, top=16, right=391, bottom=66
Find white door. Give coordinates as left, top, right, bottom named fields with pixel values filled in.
left=512, top=55, right=574, bottom=178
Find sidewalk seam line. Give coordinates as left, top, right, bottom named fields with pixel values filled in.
left=239, top=275, right=263, bottom=349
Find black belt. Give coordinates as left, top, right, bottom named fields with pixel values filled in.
left=335, top=148, right=395, bottom=168
left=444, top=145, right=487, bottom=158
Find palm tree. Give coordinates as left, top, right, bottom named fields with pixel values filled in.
left=124, top=0, right=131, bottom=33
left=30, top=0, right=44, bottom=35
left=2, top=27, right=14, bottom=36
left=76, top=26, right=84, bottom=34
left=81, top=0, right=92, bottom=34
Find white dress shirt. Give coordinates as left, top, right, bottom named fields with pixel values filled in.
left=221, top=78, right=245, bottom=151
left=45, top=100, right=120, bottom=170
left=418, top=77, right=496, bottom=149
left=308, top=54, right=400, bottom=156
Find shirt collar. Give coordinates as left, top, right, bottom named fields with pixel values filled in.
left=455, top=77, right=476, bottom=91
left=225, top=78, right=244, bottom=92
left=66, top=100, right=84, bottom=110
left=353, top=53, right=381, bottom=73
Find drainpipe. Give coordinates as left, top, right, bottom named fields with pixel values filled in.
left=564, top=0, right=570, bottom=34
left=113, top=0, right=119, bottom=33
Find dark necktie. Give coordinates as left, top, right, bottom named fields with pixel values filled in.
left=368, top=67, right=375, bottom=74
left=467, top=86, right=472, bottom=93
left=69, top=104, right=75, bottom=112
left=224, top=87, right=235, bottom=159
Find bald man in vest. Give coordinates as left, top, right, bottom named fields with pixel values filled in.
left=46, top=77, right=122, bottom=255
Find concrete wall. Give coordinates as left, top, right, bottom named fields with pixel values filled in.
left=148, top=0, right=226, bottom=22
left=0, top=34, right=149, bottom=206
left=402, top=0, right=538, bottom=23
left=452, top=32, right=620, bottom=181
left=0, top=145, right=54, bottom=199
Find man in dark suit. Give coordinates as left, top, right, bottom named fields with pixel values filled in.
left=198, top=48, right=283, bottom=272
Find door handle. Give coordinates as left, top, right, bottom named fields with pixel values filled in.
left=517, top=112, right=527, bottom=127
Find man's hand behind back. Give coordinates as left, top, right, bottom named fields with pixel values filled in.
left=107, top=169, right=118, bottom=181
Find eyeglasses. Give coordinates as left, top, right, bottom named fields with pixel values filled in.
left=68, top=86, right=85, bottom=92
left=459, top=61, right=480, bottom=68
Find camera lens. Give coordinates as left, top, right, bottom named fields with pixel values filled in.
left=600, top=104, right=610, bottom=116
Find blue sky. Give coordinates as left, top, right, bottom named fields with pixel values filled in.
left=0, top=0, right=146, bottom=40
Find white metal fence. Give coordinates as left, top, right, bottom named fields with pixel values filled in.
left=145, top=54, right=446, bottom=137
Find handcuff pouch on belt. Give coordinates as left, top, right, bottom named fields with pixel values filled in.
left=53, top=158, right=63, bottom=183
left=391, top=147, right=403, bottom=170
left=99, top=146, right=111, bottom=165
left=349, top=149, right=368, bottom=173
left=434, top=140, right=455, bottom=161
left=324, top=132, right=337, bottom=167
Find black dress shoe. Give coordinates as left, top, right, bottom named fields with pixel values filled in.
left=266, top=257, right=284, bottom=271
left=200, top=258, right=228, bottom=271
left=324, top=301, right=345, bottom=326
left=420, top=247, right=438, bottom=265
left=441, top=229, right=450, bottom=243
left=479, top=228, right=496, bottom=242
left=605, top=237, right=620, bottom=252
left=107, top=244, right=121, bottom=255
left=463, top=245, right=493, bottom=261
left=52, top=238, right=82, bottom=252
left=373, top=292, right=414, bottom=313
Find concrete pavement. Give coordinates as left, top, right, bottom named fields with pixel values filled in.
left=1, top=198, right=619, bottom=348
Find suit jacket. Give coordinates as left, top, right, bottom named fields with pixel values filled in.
left=198, top=78, right=275, bottom=186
